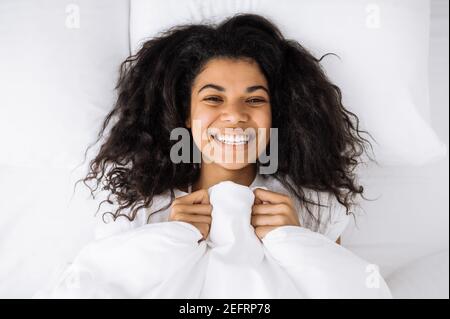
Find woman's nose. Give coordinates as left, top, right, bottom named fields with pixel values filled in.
left=220, top=102, right=249, bottom=124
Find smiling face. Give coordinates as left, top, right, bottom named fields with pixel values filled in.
left=187, top=57, right=272, bottom=170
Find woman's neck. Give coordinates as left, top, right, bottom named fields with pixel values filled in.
left=192, top=163, right=257, bottom=192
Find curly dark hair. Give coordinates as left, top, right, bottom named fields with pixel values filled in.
left=76, top=13, right=376, bottom=224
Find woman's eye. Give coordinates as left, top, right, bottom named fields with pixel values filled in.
left=204, top=97, right=222, bottom=103
left=247, top=98, right=266, bottom=104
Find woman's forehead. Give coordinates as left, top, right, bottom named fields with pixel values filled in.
left=193, top=58, right=268, bottom=90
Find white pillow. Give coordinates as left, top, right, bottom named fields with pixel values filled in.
left=0, top=0, right=130, bottom=169
left=130, top=0, right=447, bottom=166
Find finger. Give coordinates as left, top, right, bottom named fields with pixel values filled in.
left=254, top=196, right=263, bottom=205
left=175, top=189, right=210, bottom=204
left=254, top=226, right=278, bottom=240
left=171, top=213, right=212, bottom=224
left=191, top=222, right=210, bottom=240
left=251, top=214, right=287, bottom=227
left=252, top=203, right=289, bottom=215
left=253, top=188, right=291, bottom=205
left=171, top=203, right=212, bottom=216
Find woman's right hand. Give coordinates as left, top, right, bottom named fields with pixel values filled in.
left=169, top=189, right=212, bottom=241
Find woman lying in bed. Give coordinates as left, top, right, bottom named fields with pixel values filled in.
left=83, top=13, right=372, bottom=242
left=45, top=13, right=385, bottom=298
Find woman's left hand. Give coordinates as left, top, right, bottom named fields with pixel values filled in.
left=251, top=188, right=301, bottom=240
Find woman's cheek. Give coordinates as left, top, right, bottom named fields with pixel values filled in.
left=254, top=109, right=272, bottom=153
left=191, top=111, right=216, bottom=151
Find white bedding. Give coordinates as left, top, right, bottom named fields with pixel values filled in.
left=35, top=181, right=392, bottom=299
left=386, top=250, right=449, bottom=299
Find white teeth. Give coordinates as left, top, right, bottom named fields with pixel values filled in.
left=213, top=133, right=250, bottom=145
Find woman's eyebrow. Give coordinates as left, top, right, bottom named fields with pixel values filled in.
left=197, top=84, right=269, bottom=95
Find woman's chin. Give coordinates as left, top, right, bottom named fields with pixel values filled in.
left=215, top=161, right=252, bottom=170
left=200, top=153, right=254, bottom=170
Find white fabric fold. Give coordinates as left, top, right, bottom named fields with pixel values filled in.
left=35, top=181, right=392, bottom=299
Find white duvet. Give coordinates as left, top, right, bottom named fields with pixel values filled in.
left=36, top=181, right=392, bottom=299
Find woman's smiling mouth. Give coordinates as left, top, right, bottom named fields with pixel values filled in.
left=207, top=130, right=256, bottom=147
left=213, top=133, right=249, bottom=145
